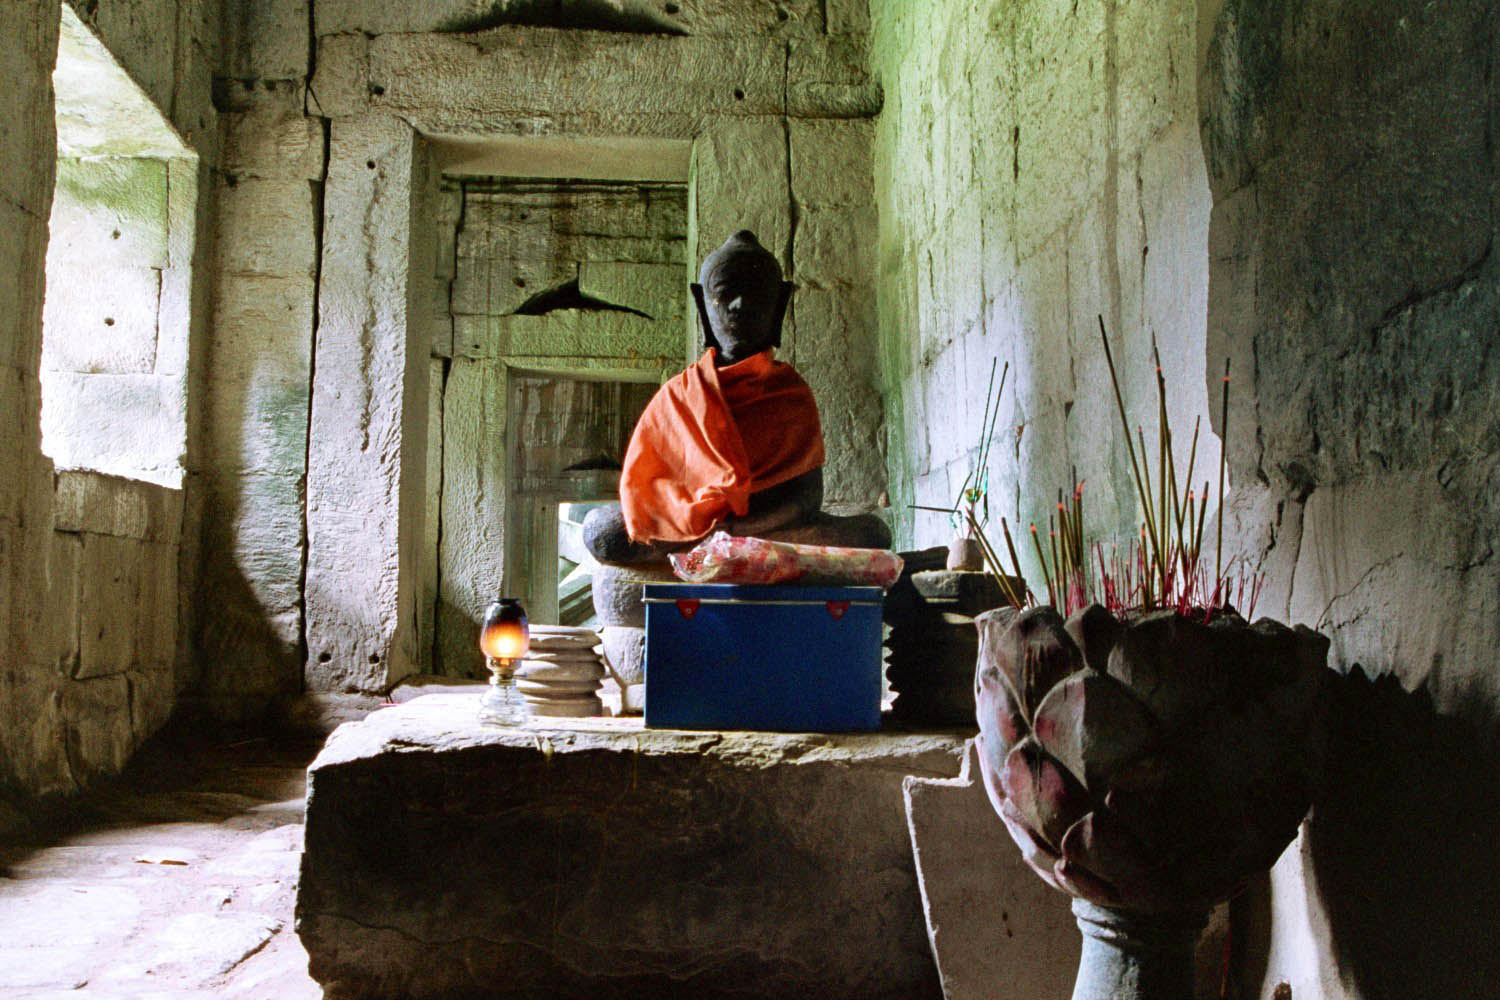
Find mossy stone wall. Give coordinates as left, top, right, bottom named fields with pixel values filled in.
left=868, top=0, right=1214, bottom=576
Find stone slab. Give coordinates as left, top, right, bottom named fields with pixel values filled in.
left=39, top=371, right=186, bottom=487
left=298, top=695, right=964, bottom=999
left=53, top=470, right=184, bottom=543
left=40, top=262, right=161, bottom=375
left=904, top=740, right=1080, bottom=1000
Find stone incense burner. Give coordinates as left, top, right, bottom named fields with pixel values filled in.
left=974, top=603, right=1329, bottom=1000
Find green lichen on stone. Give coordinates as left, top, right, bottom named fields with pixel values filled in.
left=54, top=157, right=169, bottom=226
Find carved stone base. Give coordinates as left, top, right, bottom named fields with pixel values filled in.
left=1069, top=900, right=1207, bottom=1000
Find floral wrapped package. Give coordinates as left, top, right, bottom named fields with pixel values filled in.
left=669, top=531, right=904, bottom=588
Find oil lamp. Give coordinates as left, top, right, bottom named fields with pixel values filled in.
left=478, top=597, right=530, bottom=725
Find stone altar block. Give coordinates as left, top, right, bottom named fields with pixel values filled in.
left=297, top=695, right=965, bottom=999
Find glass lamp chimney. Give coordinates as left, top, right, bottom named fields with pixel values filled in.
left=478, top=598, right=530, bottom=726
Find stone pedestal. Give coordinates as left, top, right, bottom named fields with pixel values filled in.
left=297, top=696, right=964, bottom=999
left=884, top=570, right=1018, bottom=727
left=1069, top=901, right=1207, bottom=1000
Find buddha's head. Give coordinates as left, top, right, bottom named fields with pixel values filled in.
left=692, top=230, right=794, bottom=364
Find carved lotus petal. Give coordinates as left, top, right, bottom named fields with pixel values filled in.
left=975, top=605, right=1083, bottom=753
left=975, top=609, right=1028, bottom=756
left=1031, top=669, right=1162, bottom=795
left=1000, top=737, right=1092, bottom=854
left=1059, top=808, right=1163, bottom=910
left=998, top=797, right=1066, bottom=893
left=1063, top=603, right=1122, bottom=674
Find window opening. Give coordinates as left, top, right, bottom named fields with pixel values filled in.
left=41, top=3, right=196, bottom=487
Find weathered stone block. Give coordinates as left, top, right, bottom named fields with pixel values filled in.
left=127, top=663, right=174, bottom=741
left=492, top=313, right=680, bottom=361
left=904, top=742, right=1079, bottom=1000
left=215, top=176, right=319, bottom=278
left=54, top=470, right=183, bottom=543
left=794, top=206, right=877, bottom=290
left=223, top=0, right=308, bottom=82
left=208, top=274, right=316, bottom=476
left=827, top=0, right=870, bottom=36
left=1, top=653, right=73, bottom=796
left=60, top=674, right=134, bottom=777
left=50, top=157, right=169, bottom=269
left=449, top=256, right=488, bottom=315
left=788, top=35, right=881, bottom=119
left=790, top=119, right=873, bottom=210
left=198, top=471, right=306, bottom=623
left=311, top=32, right=370, bottom=117
left=48, top=531, right=82, bottom=676
left=694, top=118, right=791, bottom=267
left=41, top=263, right=160, bottom=375
left=306, top=114, right=427, bottom=693
left=133, top=540, right=177, bottom=670
left=223, top=100, right=327, bottom=182
left=76, top=533, right=142, bottom=679
left=578, top=262, right=685, bottom=321
left=154, top=262, right=192, bottom=376
left=363, top=31, right=784, bottom=124
left=87, top=0, right=181, bottom=120
left=299, top=698, right=961, bottom=999
left=39, top=372, right=185, bottom=487
left=435, top=357, right=505, bottom=676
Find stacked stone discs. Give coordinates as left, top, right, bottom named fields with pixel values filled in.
left=884, top=570, right=1020, bottom=728
left=515, top=625, right=606, bottom=717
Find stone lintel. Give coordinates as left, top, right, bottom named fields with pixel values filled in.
left=299, top=695, right=964, bottom=999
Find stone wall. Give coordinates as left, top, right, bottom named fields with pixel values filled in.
left=0, top=0, right=221, bottom=802
left=868, top=1, right=1214, bottom=568
left=46, top=473, right=183, bottom=787
left=1201, top=1, right=1500, bottom=996
left=428, top=178, right=686, bottom=672
left=0, top=0, right=69, bottom=804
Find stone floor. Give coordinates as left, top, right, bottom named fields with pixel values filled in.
left=0, top=732, right=323, bottom=998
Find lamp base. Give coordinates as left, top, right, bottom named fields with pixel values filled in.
left=479, top=664, right=530, bottom=727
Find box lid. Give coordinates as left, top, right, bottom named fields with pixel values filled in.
left=643, top=582, right=884, bottom=604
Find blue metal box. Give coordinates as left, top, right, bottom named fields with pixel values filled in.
left=642, top=583, right=884, bottom=732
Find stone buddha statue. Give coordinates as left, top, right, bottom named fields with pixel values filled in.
left=582, top=230, right=887, bottom=566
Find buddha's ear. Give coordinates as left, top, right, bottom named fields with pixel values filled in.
left=770, top=281, right=794, bottom=349
left=691, top=282, right=719, bottom=355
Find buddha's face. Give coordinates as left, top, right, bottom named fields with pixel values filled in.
left=695, top=230, right=788, bottom=364
left=702, top=252, right=782, bottom=363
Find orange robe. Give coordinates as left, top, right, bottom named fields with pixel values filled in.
left=620, top=349, right=825, bottom=543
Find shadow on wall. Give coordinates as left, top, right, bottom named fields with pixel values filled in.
left=187, top=477, right=303, bottom=722
left=1308, top=669, right=1500, bottom=998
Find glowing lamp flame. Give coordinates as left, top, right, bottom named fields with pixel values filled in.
left=479, top=599, right=529, bottom=661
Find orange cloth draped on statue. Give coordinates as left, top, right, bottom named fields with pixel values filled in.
left=620, top=348, right=825, bottom=543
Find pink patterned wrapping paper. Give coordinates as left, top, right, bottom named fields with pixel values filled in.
left=669, top=531, right=905, bottom=588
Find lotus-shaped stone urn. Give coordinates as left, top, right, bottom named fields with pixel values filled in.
left=974, top=603, right=1329, bottom=1000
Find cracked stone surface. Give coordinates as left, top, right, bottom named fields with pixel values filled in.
left=0, top=734, right=320, bottom=998
left=299, top=694, right=967, bottom=999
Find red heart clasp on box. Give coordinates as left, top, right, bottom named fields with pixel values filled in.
left=676, top=598, right=701, bottom=619
left=826, top=600, right=850, bottom=620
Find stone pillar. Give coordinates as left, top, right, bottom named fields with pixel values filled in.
left=1069, top=901, right=1207, bottom=1000
left=305, top=114, right=431, bottom=693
